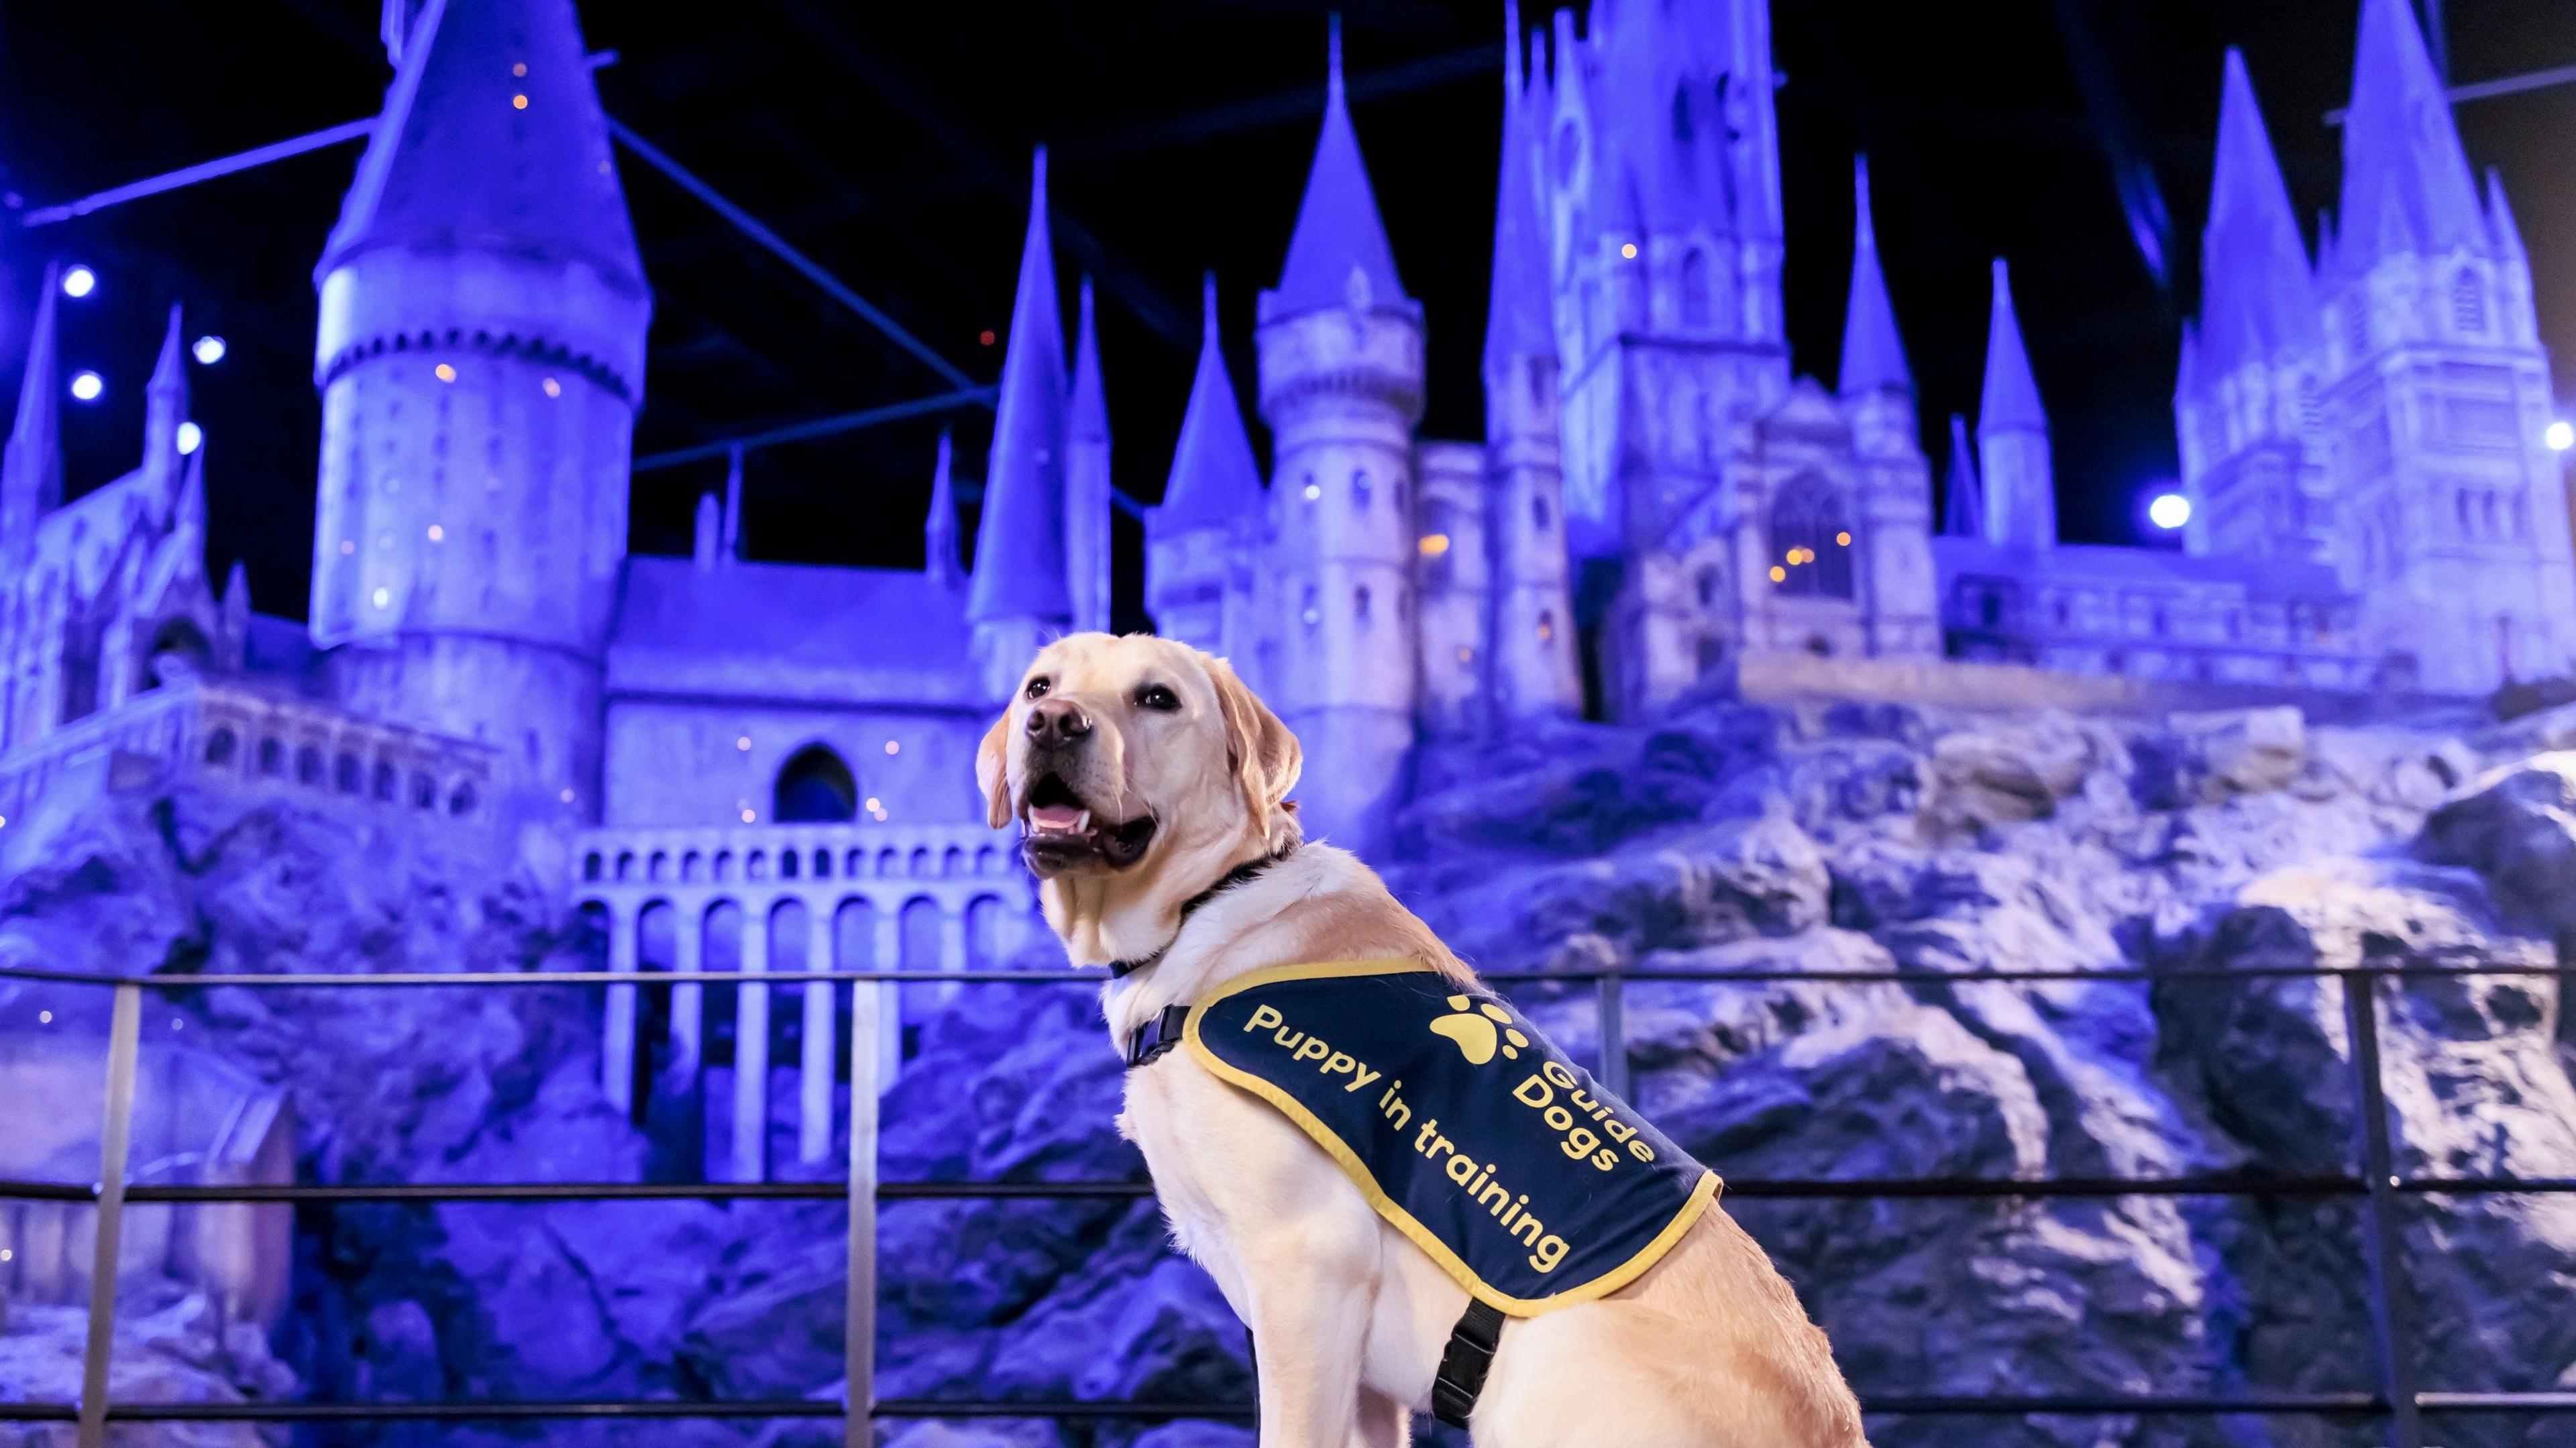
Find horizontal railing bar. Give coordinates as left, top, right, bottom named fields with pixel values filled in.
left=15, top=1172, right=2575, bottom=1207
left=5, top=962, right=2568, bottom=991
left=11, top=1389, right=2573, bottom=1423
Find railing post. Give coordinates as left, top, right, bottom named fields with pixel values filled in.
left=1596, top=968, right=1629, bottom=1100
left=670, top=903, right=704, bottom=1076
left=873, top=905, right=904, bottom=1093
left=800, top=901, right=835, bottom=1166
left=602, top=902, right=637, bottom=1118
left=733, top=902, right=771, bottom=1184
left=77, top=981, right=143, bottom=1448
left=2344, top=968, right=2423, bottom=1448
left=842, top=960, right=880, bottom=1448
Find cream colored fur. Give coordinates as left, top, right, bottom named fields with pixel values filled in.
left=978, top=633, right=1866, bottom=1447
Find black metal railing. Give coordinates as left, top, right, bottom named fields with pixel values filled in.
left=3, top=958, right=2572, bottom=1447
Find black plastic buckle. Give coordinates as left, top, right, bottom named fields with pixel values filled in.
left=1430, top=1299, right=1505, bottom=1427
left=1125, top=1004, right=1192, bottom=1068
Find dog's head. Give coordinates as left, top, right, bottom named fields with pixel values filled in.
left=975, top=633, right=1300, bottom=962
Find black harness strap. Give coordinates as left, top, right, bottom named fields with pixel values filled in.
left=1106, top=848, right=1292, bottom=981
left=1430, top=1299, right=1507, bottom=1428
left=1125, top=1004, right=1192, bottom=1068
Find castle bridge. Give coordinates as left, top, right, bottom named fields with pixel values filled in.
left=572, top=820, right=1045, bottom=1184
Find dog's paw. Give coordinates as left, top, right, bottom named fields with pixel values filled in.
left=1431, top=996, right=1529, bottom=1066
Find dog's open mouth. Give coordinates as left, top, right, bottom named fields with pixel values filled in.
left=1019, top=773, right=1157, bottom=873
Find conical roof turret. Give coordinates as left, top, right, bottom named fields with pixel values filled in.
left=322, top=0, right=643, bottom=296
left=1837, top=158, right=1910, bottom=395
left=1483, top=1, right=1554, bottom=382
left=1267, top=16, right=1408, bottom=320
left=1, top=266, right=64, bottom=550
left=2330, top=0, right=2484, bottom=277
left=1978, top=260, right=2047, bottom=437
left=967, top=149, right=1074, bottom=624
left=2485, top=167, right=2527, bottom=264
left=1155, top=274, right=1266, bottom=537
left=925, top=430, right=963, bottom=588
left=1069, top=278, right=1110, bottom=447
left=1941, top=414, right=1984, bottom=538
left=2194, top=50, right=2318, bottom=379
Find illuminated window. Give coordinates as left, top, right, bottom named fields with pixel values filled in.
left=1768, top=482, right=1854, bottom=600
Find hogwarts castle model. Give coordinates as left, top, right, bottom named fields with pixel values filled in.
left=1, top=0, right=2570, bottom=868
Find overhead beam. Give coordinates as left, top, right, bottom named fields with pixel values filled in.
left=19, top=118, right=376, bottom=227
left=2324, top=60, right=2576, bottom=124
left=633, top=386, right=996, bottom=472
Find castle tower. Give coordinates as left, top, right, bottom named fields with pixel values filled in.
left=967, top=150, right=1074, bottom=698
left=1, top=266, right=63, bottom=557
left=1941, top=414, right=1984, bottom=538
left=1836, top=159, right=1939, bottom=656
left=1254, top=18, right=1424, bottom=852
left=925, top=429, right=964, bottom=590
left=2313, top=0, right=2576, bottom=691
left=142, top=306, right=189, bottom=510
left=1481, top=2, right=1580, bottom=724
left=1065, top=279, right=1113, bottom=635
left=1976, top=260, right=2056, bottom=551
left=1146, top=274, right=1265, bottom=660
left=309, top=0, right=651, bottom=821
left=2174, top=50, right=2328, bottom=563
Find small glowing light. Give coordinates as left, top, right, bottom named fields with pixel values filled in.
left=427, top=524, right=445, bottom=541
left=2148, top=492, right=2192, bottom=531
left=176, top=421, right=203, bottom=455
left=737, top=735, right=752, bottom=750
left=1835, top=531, right=1851, bottom=547
left=2547, top=420, right=2573, bottom=452
left=192, top=335, right=226, bottom=365
left=1619, top=243, right=1638, bottom=259
left=1418, top=533, right=1451, bottom=557
left=541, top=377, right=561, bottom=398
left=512, top=93, right=529, bottom=109
left=434, top=363, right=457, bottom=382
left=597, top=160, right=612, bottom=176
left=1, top=1248, right=13, bottom=1262
left=1302, top=483, right=1322, bottom=502
left=740, top=807, right=757, bottom=823
left=559, top=787, right=576, bottom=803
left=1455, top=645, right=1473, bottom=664
left=68, top=370, right=103, bottom=402
left=978, top=329, right=997, bottom=347
left=513, top=62, right=528, bottom=76
left=864, top=796, right=882, bottom=812
left=38, top=1010, right=52, bottom=1024
left=1301, top=607, right=1322, bottom=626
left=170, top=1018, right=183, bottom=1031
left=372, top=586, right=390, bottom=608
left=61, top=266, right=96, bottom=298
left=1769, top=565, right=1787, bottom=583
left=883, top=740, right=900, bottom=755
left=340, top=539, right=356, bottom=555
left=1536, top=620, right=1553, bottom=640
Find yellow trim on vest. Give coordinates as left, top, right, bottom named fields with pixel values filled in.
left=1181, top=956, right=1722, bottom=1317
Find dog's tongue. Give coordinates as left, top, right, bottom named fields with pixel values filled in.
left=1029, top=803, right=1085, bottom=832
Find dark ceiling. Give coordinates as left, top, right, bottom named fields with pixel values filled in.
left=2, top=1, right=2573, bottom=632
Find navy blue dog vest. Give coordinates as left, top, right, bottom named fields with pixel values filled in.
left=1181, top=958, right=1719, bottom=1315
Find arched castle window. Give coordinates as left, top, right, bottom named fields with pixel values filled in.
left=296, top=746, right=323, bottom=785
left=774, top=744, right=857, bottom=824
left=2342, top=297, right=2369, bottom=359
left=2456, top=489, right=2473, bottom=535
left=1695, top=569, right=1719, bottom=608
left=374, top=762, right=397, bottom=801
left=1532, top=495, right=1551, bottom=530
left=1672, top=87, right=1693, bottom=144
left=1537, top=610, right=1557, bottom=643
left=1355, top=585, right=1373, bottom=623
left=1419, top=502, right=1457, bottom=592
left=1300, top=584, right=1322, bottom=628
left=1680, top=249, right=1711, bottom=328
left=1352, top=471, right=1373, bottom=510
left=1767, top=483, right=1856, bottom=600
left=2451, top=270, right=2487, bottom=335
left=205, top=729, right=237, bottom=767
left=2482, top=492, right=2500, bottom=539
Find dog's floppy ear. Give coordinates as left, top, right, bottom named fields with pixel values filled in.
left=1205, top=653, right=1301, bottom=834
left=975, top=710, right=1015, bottom=830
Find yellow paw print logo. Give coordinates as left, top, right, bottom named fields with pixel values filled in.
left=1430, top=995, right=1529, bottom=1066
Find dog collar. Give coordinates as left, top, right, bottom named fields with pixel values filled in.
left=1105, top=846, right=1294, bottom=981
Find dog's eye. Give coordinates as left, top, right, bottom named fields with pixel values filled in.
left=1024, top=677, right=1051, bottom=701
left=1136, top=684, right=1179, bottom=713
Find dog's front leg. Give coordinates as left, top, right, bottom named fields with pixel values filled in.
left=1236, top=1210, right=1380, bottom=1448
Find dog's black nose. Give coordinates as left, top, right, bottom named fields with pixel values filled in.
left=1024, top=698, right=1093, bottom=745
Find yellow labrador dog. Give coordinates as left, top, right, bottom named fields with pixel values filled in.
left=977, top=632, right=1864, bottom=1447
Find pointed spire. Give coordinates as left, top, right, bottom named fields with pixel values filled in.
left=1942, top=414, right=1984, bottom=538
left=720, top=445, right=745, bottom=561
left=1069, top=278, right=1109, bottom=446
left=2485, top=166, right=2526, bottom=263
left=1155, top=274, right=1267, bottom=537
left=1268, top=14, right=1408, bottom=320
left=925, top=429, right=963, bottom=588
left=323, top=0, right=643, bottom=296
left=1, top=266, right=64, bottom=553
left=2332, top=0, right=2484, bottom=276
left=1484, top=0, right=1554, bottom=382
left=1978, top=260, right=2047, bottom=437
left=222, top=559, right=251, bottom=622
left=692, top=489, right=721, bottom=570
left=967, top=148, right=1074, bottom=625
left=174, top=435, right=208, bottom=540
left=2193, top=50, right=2318, bottom=381
left=1837, top=157, right=1911, bottom=395
left=146, top=304, right=189, bottom=482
